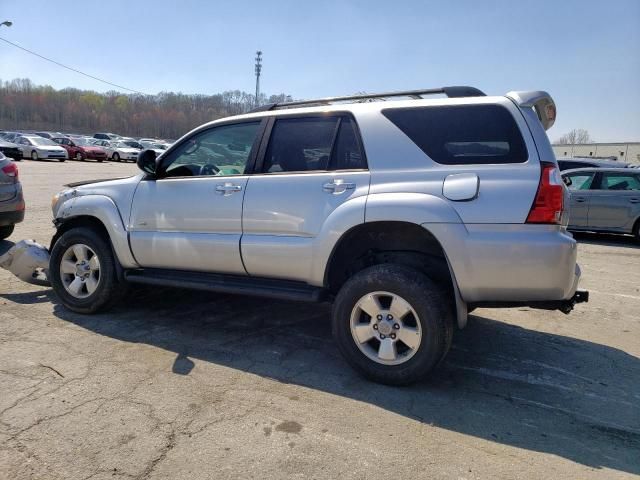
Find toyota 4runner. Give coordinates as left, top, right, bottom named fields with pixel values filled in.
left=48, top=86, right=587, bottom=385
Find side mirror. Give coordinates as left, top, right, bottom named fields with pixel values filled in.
left=562, top=176, right=572, bottom=187
left=137, top=149, right=157, bottom=177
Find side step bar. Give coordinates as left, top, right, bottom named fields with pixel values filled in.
left=124, top=268, right=328, bottom=303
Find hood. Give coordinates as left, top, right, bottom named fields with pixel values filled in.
left=53, top=174, right=144, bottom=221
left=65, top=176, right=133, bottom=188
left=118, top=148, right=139, bottom=154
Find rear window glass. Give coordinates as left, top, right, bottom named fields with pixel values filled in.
left=382, top=104, right=528, bottom=165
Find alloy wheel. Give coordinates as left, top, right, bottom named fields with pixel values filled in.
left=349, top=291, right=422, bottom=365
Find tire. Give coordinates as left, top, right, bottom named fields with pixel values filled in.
left=31, top=150, right=38, bottom=161
left=113, top=152, right=120, bottom=162
left=59, top=158, right=66, bottom=162
left=332, top=264, right=454, bottom=386
left=0, top=224, right=14, bottom=240
left=75, top=152, right=84, bottom=161
left=97, top=158, right=104, bottom=163
left=633, top=219, right=640, bottom=243
left=49, top=227, right=127, bottom=314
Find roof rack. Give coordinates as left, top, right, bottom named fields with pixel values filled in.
left=250, top=86, right=485, bottom=112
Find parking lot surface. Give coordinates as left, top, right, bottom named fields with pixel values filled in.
left=1, top=160, right=639, bottom=479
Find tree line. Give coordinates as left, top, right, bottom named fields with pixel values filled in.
left=0, top=78, right=291, bottom=139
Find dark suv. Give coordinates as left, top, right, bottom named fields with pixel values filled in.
left=0, top=153, right=24, bottom=240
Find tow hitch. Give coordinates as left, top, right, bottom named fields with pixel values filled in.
left=558, top=289, right=589, bottom=314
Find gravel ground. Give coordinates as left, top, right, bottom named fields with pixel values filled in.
left=1, top=159, right=639, bottom=480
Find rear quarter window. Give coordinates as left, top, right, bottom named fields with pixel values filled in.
left=382, top=104, right=528, bottom=165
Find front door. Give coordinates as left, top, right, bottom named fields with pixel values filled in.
left=587, top=171, right=640, bottom=230
left=129, top=120, right=264, bottom=273
left=241, top=115, right=370, bottom=282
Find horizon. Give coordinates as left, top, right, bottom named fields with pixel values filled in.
left=1, top=0, right=639, bottom=142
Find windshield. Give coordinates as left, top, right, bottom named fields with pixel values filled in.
left=122, top=141, right=143, bottom=149
left=30, top=137, right=57, bottom=146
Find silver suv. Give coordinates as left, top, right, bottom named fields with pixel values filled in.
left=49, top=86, right=587, bottom=384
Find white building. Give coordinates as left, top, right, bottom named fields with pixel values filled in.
left=552, top=142, right=640, bottom=165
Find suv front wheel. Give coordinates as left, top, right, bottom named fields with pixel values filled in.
left=332, top=264, right=453, bottom=385
left=49, top=227, right=126, bottom=313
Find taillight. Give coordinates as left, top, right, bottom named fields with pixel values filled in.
left=526, top=162, right=564, bottom=224
left=1, top=163, right=18, bottom=182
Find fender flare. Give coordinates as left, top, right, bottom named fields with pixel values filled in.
left=53, top=194, right=139, bottom=269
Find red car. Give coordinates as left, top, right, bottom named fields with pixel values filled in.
left=52, top=137, right=107, bottom=162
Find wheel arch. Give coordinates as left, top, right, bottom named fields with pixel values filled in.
left=323, top=220, right=468, bottom=328
left=52, top=194, right=139, bottom=269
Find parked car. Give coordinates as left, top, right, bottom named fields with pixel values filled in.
left=557, top=157, right=630, bottom=171
left=0, top=153, right=24, bottom=240
left=48, top=86, right=587, bottom=385
left=562, top=167, right=640, bottom=240
left=0, top=132, right=21, bottom=143
left=121, top=140, right=144, bottom=150
left=35, top=132, right=57, bottom=139
left=17, top=135, right=67, bottom=161
left=93, top=133, right=122, bottom=141
left=102, top=141, right=140, bottom=162
left=0, top=138, right=23, bottom=161
left=52, top=136, right=107, bottom=162
left=140, top=141, right=168, bottom=156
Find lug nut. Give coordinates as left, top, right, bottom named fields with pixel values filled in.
left=373, top=324, right=378, bottom=330
left=387, top=314, right=393, bottom=320
left=376, top=315, right=383, bottom=320
left=380, top=334, right=386, bottom=339
left=393, top=323, right=400, bottom=329
left=390, top=333, right=396, bottom=339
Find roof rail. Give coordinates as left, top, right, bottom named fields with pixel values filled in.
left=249, top=86, right=486, bottom=112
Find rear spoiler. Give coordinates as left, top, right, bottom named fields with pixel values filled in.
left=506, top=91, right=556, bottom=131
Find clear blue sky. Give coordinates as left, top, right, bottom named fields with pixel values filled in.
left=1, top=0, right=639, bottom=141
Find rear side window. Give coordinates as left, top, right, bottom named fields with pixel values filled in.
left=262, top=116, right=366, bottom=173
left=330, top=118, right=366, bottom=170
left=598, top=173, right=640, bottom=191
left=382, top=104, right=528, bottom=165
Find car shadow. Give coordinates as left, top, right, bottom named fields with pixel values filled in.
left=1, top=286, right=638, bottom=475
left=573, top=231, right=638, bottom=248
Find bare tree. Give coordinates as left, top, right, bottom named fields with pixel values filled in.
left=555, top=129, right=592, bottom=145
left=0, top=78, right=291, bottom=139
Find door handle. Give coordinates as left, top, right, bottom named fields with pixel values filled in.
left=629, top=198, right=640, bottom=204
left=215, top=183, right=242, bottom=195
left=323, top=180, right=356, bottom=194
left=574, top=197, right=587, bottom=203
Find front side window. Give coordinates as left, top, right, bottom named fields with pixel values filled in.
left=382, top=104, right=528, bottom=165
left=163, top=122, right=261, bottom=178
left=599, top=173, right=640, bottom=191
left=565, top=172, right=595, bottom=190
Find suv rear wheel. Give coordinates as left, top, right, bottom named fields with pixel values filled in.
left=332, top=264, right=453, bottom=385
left=0, top=225, right=14, bottom=240
left=49, top=227, right=126, bottom=313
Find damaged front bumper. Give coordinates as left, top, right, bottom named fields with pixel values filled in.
left=0, top=239, right=51, bottom=286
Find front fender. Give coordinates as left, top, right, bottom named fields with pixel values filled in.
left=55, top=194, right=138, bottom=268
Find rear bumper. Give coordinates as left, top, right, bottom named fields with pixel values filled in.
left=426, top=223, right=581, bottom=303
left=0, top=209, right=25, bottom=226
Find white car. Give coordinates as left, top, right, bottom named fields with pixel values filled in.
left=103, top=141, right=140, bottom=162
left=140, top=141, right=168, bottom=156
left=17, top=135, right=67, bottom=162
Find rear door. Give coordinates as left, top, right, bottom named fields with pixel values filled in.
left=587, top=171, right=640, bottom=231
left=241, top=114, right=369, bottom=281
left=564, top=171, right=596, bottom=227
